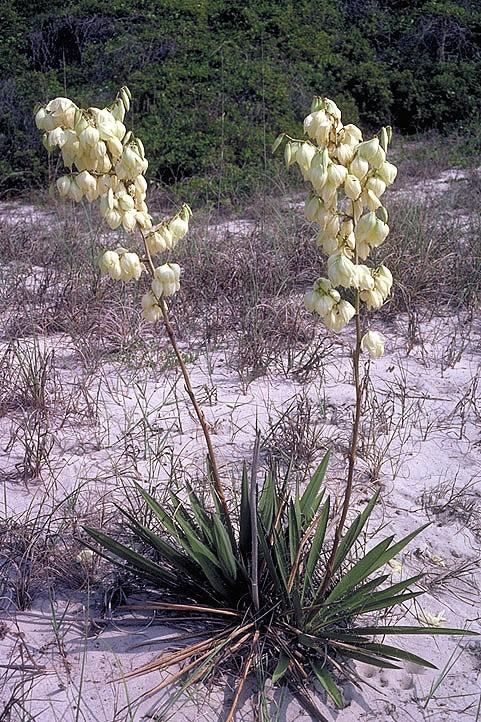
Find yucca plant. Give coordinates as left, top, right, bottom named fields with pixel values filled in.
left=35, top=89, right=475, bottom=720
left=86, top=448, right=468, bottom=720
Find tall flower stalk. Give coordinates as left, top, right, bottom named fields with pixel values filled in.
left=34, top=88, right=229, bottom=518
left=275, top=96, right=396, bottom=594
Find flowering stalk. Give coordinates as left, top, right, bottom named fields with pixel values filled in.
left=276, top=97, right=397, bottom=595
left=35, top=88, right=229, bottom=519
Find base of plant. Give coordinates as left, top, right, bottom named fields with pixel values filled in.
left=86, top=454, right=472, bottom=720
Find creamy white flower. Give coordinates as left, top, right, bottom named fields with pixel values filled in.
left=344, top=174, right=362, bottom=200
left=327, top=252, right=357, bottom=288
left=356, top=138, right=380, bottom=163
left=76, top=548, right=94, bottom=565
left=374, top=265, right=393, bottom=297
left=120, top=252, right=142, bottom=281
left=349, top=155, right=369, bottom=180
left=141, top=291, right=162, bottom=322
left=360, top=288, right=384, bottom=310
left=353, top=264, right=374, bottom=291
left=99, top=250, right=122, bottom=280
left=361, top=330, right=385, bottom=359
left=56, top=176, right=71, bottom=198
left=168, top=216, right=189, bottom=241
left=377, top=160, right=397, bottom=185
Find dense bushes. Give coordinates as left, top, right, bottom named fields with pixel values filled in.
left=1, top=0, right=481, bottom=200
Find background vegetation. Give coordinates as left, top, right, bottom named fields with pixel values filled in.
left=2, top=0, right=481, bottom=200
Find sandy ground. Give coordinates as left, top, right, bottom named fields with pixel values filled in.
left=1, top=186, right=480, bottom=721
left=1, top=309, right=480, bottom=721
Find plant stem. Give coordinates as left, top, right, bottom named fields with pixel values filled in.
left=139, top=228, right=230, bottom=520
left=318, top=288, right=362, bottom=598
left=159, top=299, right=229, bottom=517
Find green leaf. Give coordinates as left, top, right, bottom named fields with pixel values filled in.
left=300, top=452, right=329, bottom=525
left=302, top=497, right=330, bottom=602
left=135, top=485, right=180, bottom=540
left=357, top=643, right=437, bottom=670
left=186, top=484, right=215, bottom=546
left=348, top=590, right=424, bottom=615
left=332, top=491, right=380, bottom=573
left=288, top=501, right=300, bottom=564
left=258, top=469, right=277, bottom=532
left=119, top=507, right=198, bottom=579
left=239, top=462, right=252, bottom=560
left=84, top=527, right=177, bottom=585
left=311, top=662, right=343, bottom=708
left=324, top=536, right=394, bottom=605
left=346, top=626, right=474, bottom=636
left=332, top=647, right=400, bottom=669
left=212, top=514, right=238, bottom=580
left=272, top=652, right=290, bottom=683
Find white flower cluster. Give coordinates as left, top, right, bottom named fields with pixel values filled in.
left=35, top=89, right=192, bottom=320
left=35, top=89, right=153, bottom=233
left=278, top=96, right=397, bottom=357
left=142, top=263, right=181, bottom=322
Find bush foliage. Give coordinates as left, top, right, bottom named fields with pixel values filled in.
left=2, top=0, right=481, bottom=198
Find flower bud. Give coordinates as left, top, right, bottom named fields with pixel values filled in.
left=361, top=330, right=385, bottom=359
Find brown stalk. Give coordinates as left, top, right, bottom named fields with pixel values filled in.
left=225, top=630, right=260, bottom=722
left=138, top=227, right=230, bottom=520
left=122, top=602, right=241, bottom=617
